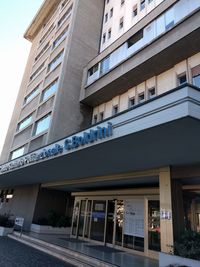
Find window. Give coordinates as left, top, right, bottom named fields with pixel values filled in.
left=193, top=74, right=200, bottom=88
left=53, top=27, right=68, bottom=49
left=88, top=64, right=99, bottom=77
left=112, top=105, right=119, bottom=115
left=41, top=79, right=58, bottom=101
left=192, top=66, right=200, bottom=88
left=58, top=5, right=73, bottom=27
left=148, top=0, right=153, bottom=3
left=11, top=146, right=25, bottom=160
left=121, top=0, right=125, bottom=6
left=40, top=24, right=54, bottom=44
left=148, top=87, right=156, bottom=99
left=24, top=85, right=40, bottom=105
left=119, top=17, right=124, bottom=29
left=34, top=114, right=51, bottom=136
left=18, top=114, right=32, bottom=131
left=138, top=93, right=145, bottom=103
left=99, top=112, right=104, bottom=122
left=178, top=74, right=187, bottom=86
left=47, top=50, right=64, bottom=72
left=105, top=13, right=108, bottom=23
left=102, top=33, right=106, bottom=44
left=165, top=8, right=174, bottom=30
left=93, top=114, right=98, bottom=124
left=110, top=8, right=113, bottom=18
left=106, top=0, right=110, bottom=3
left=100, top=56, right=110, bottom=75
left=127, top=29, right=143, bottom=48
left=133, top=5, right=137, bottom=17
left=35, top=42, right=49, bottom=62
left=129, top=97, right=135, bottom=107
left=61, top=0, right=68, bottom=9
left=30, top=62, right=45, bottom=81
left=108, top=28, right=112, bottom=39
left=140, top=0, right=145, bottom=11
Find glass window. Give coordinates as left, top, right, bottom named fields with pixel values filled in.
left=53, top=27, right=68, bottom=49
left=47, top=50, right=64, bottom=72
left=119, top=17, right=124, bottom=29
left=99, top=112, right=104, bottom=122
left=39, top=24, right=54, bottom=44
left=58, top=5, right=73, bottom=27
left=165, top=7, right=174, bottom=30
left=93, top=114, right=98, bottom=124
left=88, top=64, right=99, bottom=77
left=148, top=87, right=156, bottom=99
left=112, top=105, right=119, bottom=115
left=178, top=74, right=187, bottom=86
left=105, top=13, right=108, bottom=23
left=30, top=62, right=45, bottom=81
left=127, top=29, right=143, bottom=48
left=193, top=74, right=200, bottom=88
left=11, top=146, right=25, bottom=160
left=138, top=93, right=145, bottom=103
left=41, top=79, right=58, bottom=101
left=24, top=85, right=40, bottom=105
left=102, top=33, right=106, bottom=44
left=35, top=42, right=49, bottom=62
left=140, top=0, right=145, bottom=11
left=133, top=5, right=137, bottom=17
left=110, top=8, right=113, bottom=18
left=129, top=97, right=135, bottom=107
left=18, top=115, right=32, bottom=131
left=34, top=114, right=51, bottom=136
left=108, top=28, right=112, bottom=39
left=100, top=56, right=110, bottom=75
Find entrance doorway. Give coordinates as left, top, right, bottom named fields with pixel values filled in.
left=71, top=194, right=160, bottom=258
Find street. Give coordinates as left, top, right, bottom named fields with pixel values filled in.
left=0, top=237, right=75, bottom=267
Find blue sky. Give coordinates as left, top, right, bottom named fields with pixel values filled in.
left=0, top=0, right=43, bottom=155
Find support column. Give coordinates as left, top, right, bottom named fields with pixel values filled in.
left=159, top=167, right=174, bottom=253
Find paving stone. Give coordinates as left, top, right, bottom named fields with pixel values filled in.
left=0, top=237, right=75, bottom=267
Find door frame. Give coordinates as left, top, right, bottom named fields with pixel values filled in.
left=144, top=196, right=160, bottom=259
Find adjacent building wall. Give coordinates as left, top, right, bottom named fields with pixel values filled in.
left=0, top=185, right=39, bottom=231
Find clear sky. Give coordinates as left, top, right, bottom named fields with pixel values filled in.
left=0, top=0, right=43, bottom=156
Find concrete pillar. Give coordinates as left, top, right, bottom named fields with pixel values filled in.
left=159, top=167, right=174, bottom=253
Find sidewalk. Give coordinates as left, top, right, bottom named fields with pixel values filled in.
left=11, top=232, right=159, bottom=267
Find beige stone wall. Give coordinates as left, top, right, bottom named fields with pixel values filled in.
left=92, top=52, right=200, bottom=122
left=101, top=0, right=165, bottom=52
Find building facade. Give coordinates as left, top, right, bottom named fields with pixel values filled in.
left=0, top=0, right=200, bottom=261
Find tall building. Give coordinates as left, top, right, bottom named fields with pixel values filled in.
left=1, top=0, right=200, bottom=261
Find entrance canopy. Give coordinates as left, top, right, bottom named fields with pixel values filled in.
left=0, top=85, right=200, bottom=189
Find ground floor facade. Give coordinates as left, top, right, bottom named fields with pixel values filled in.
left=1, top=165, right=200, bottom=261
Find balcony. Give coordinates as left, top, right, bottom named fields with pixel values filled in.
left=80, top=1, right=200, bottom=106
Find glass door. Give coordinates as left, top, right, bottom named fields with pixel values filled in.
left=84, top=200, right=92, bottom=238
left=148, top=200, right=161, bottom=252
left=106, top=200, right=115, bottom=244
left=77, top=200, right=86, bottom=237
left=90, top=200, right=106, bottom=242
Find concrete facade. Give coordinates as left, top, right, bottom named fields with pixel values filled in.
left=0, top=0, right=200, bottom=263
